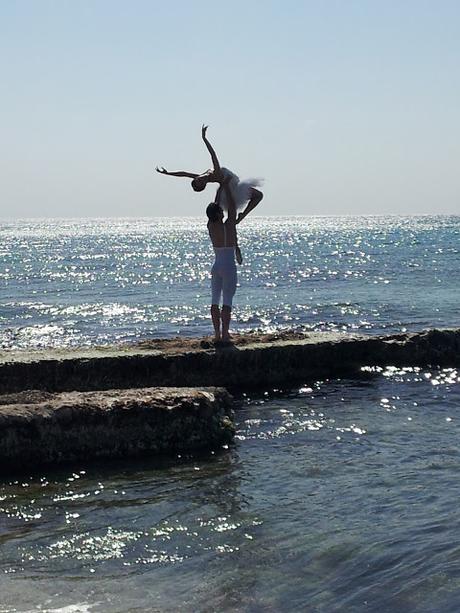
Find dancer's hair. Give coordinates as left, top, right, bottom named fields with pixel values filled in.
left=191, top=176, right=207, bottom=192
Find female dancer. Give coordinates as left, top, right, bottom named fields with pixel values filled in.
left=156, top=125, right=263, bottom=228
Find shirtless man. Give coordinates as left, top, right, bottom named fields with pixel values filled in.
left=206, top=180, right=239, bottom=342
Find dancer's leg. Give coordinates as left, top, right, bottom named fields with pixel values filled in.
left=247, top=187, right=263, bottom=211
left=236, top=188, right=263, bottom=224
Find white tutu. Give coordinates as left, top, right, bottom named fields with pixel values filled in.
left=218, top=167, right=262, bottom=212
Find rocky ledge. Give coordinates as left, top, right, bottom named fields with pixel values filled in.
left=0, top=328, right=459, bottom=394
left=0, top=387, right=234, bottom=472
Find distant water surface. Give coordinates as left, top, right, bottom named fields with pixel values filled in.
left=1, top=215, right=459, bottom=349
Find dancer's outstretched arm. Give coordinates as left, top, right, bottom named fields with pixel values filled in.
left=201, top=125, right=222, bottom=176
left=155, top=166, right=200, bottom=179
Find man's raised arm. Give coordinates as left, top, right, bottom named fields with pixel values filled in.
left=223, top=179, right=236, bottom=223
left=223, top=179, right=243, bottom=264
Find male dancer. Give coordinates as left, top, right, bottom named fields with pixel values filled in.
left=206, top=179, right=239, bottom=342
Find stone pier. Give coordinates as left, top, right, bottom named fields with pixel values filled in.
left=0, top=329, right=459, bottom=395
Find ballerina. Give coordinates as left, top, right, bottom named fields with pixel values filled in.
left=156, top=125, right=263, bottom=230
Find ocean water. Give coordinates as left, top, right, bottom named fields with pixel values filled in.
left=1, top=215, right=460, bottom=612
left=1, top=368, right=460, bottom=612
left=0, top=215, right=459, bottom=348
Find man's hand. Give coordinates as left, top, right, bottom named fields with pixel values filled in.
left=235, top=245, right=243, bottom=266
left=235, top=245, right=243, bottom=265
left=201, top=124, right=208, bottom=140
left=155, top=166, right=169, bottom=175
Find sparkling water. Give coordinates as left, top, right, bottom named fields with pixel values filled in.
left=0, top=216, right=459, bottom=611
left=1, top=367, right=459, bottom=611
left=1, top=215, right=459, bottom=348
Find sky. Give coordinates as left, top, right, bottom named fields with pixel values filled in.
left=1, top=0, right=459, bottom=218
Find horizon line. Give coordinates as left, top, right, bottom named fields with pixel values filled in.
left=1, top=213, right=459, bottom=222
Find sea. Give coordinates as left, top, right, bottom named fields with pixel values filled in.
left=0, top=215, right=459, bottom=612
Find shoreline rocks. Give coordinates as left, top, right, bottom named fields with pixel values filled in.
left=0, top=387, right=234, bottom=472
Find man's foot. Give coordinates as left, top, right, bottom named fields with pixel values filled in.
left=214, top=338, right=233, bottom=347
left=221, top=305, right=232, bottom=343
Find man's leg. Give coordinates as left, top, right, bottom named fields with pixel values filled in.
left=221, top=305, right=232, bottom=341
left=211, top=304, right=221, bottom=341
left=211, top=268, right=223, bottom=341
left=221, top=266, right=237, bottom=342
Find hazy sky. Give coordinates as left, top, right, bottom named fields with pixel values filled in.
left=1, top=0, right=459, bottom=218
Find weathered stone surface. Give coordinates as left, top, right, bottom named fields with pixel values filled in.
left=0, top=329, right=459, bottom=394
left=0, top=387, right=234, bottom=472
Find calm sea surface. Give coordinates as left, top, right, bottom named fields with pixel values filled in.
left=0, top=216, right=459, bottom=612
left=1, top=215, right=459, bottom=347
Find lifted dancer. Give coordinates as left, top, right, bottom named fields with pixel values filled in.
left=156, top=125, right=263, bottom=233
